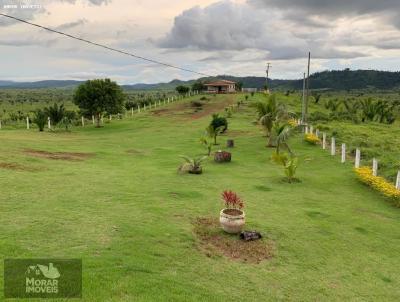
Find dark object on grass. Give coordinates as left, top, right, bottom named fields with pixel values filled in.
left=240, top=231, right=262, bottom=241
left=214, top=151, right=232, bottom=163
left=227, top=139, right=234, bottom=148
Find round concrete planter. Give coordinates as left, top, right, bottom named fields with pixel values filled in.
left=214, top=151, right=232, bottom=163
left=219, top=208, right=245, bottom=234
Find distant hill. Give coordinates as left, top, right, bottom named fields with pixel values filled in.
left=1, top=70, right=400, bottom=91
left=0, top=80, right=83, bottom=89
left=281, top=69, right=400, bottom=91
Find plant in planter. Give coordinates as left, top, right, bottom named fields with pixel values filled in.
left=214, top=151, right=232, bottom=163
left=178, top=155, right=207, bottom=174
left=219, top=190, right=245, bottom=234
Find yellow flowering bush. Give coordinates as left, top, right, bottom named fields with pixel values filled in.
left=355, top=167, right=400, bottom=207
left=304, top=133, right=320, bottom=145
left=288, top=119, right=298, bottom=128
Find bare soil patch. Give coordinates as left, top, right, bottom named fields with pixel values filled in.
left=0, top=162, right=42, bottom=172
left=152, top=96, right=236, bottom=120
left=24, top=149, right=94, bottom=161
left=193, top=217, right=274, bottom=264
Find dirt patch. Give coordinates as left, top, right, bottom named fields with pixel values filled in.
left=193, top=217, right=274, bottom=264
left=152, top=96, right=237, bottom=120
left=24, top=149, right=94, bottom=161
left=0, top=162, right=42, bottom=172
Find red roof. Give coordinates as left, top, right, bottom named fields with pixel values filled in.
left=204, top=80, right=236, bottom=86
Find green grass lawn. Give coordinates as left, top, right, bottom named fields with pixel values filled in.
left=1, top=94, right=400, bottom=301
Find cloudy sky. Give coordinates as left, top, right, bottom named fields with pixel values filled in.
left=0, top=0, right=400, bottom=84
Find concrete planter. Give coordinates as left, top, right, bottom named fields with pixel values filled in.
left=214, top=151, right=232, bottom=163
left=219, top=208, right=245, bottom=234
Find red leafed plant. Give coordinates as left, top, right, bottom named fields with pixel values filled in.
left=221, top=190, right=244, bottom=210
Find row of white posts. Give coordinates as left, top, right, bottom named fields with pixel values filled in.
left=302, top=122, right=400, bottom=190
left=2, top=92, right=199, bottom=130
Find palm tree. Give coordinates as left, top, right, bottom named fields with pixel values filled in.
left=273, top=123, right=293, bottom=155
left=206, top=124, right=224, bottom=145
left=33, top=109, right=47, bottom=132
left=44, top=103, right=66, bottom=126
left=253, top=94, right=288, bottom=147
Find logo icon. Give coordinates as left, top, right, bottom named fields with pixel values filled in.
left=26, top=263, right=61, bottom=279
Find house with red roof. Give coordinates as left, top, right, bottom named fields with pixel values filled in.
left=204, top=80, right=236, bottom=94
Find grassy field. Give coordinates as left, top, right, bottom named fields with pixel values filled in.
left=1, top=94, right=400, bottom=301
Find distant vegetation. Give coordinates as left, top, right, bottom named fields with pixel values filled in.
left=3, top=69, right=400, bottom=91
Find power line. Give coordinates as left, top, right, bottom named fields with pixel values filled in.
left=0, top=13, right=214, bottom=78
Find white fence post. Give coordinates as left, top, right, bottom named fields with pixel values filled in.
left=322, top=133, right=326, bottom=150
left=305, top=126, right=309, bottom=134
left=92, top=115, right=95, bottom=125
left=137, top=106, right=140, bottom=113
left=48, top=117, right=51, bottom=129
left=331, top=137, right=336, bottom=156
left=355, top=148, right=361, bottom=168
left=109, top=115, right=112, bottom=121
left=310, top=125, right=314, bottom=134
left=372, top=158, right=378, bottom=176
left=341, top=143, right=346, bottom=163
left=396, top=171, right=400, bottom=190
left=26, top=117, right=30, bottom=130
left=81, top=116, right=85, bottom=127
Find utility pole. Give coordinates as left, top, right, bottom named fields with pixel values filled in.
left=301, top=72, right=306, bottom=123
left=304, top=52, right=311, bottom=123
left=266, top=62, right=272, bottom=92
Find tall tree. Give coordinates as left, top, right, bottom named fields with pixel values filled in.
left=73, top=79, right=125, bottom=127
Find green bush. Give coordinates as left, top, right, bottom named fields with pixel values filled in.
left=210, top=114, right=228, bottom=133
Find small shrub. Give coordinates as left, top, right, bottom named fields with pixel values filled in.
left=225, top=107, right=233, bottom=118
left=288, top=119, right=298, bottom=127
left=191, top=100, right=204, bottom=108
left=211, top=114, right=228, bottom=133
left=272, top=152, right=299, bottom=183
left=304, top=133, right=320, bottom=145
left=355, top=167, right=400, bottom=206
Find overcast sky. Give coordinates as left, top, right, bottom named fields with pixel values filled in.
left=1, top=0, right=400, bottom=84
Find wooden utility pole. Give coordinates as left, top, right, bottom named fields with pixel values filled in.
left=304, top=52, right=311, bottom=123
left=266, top=62, right=272, bottom=91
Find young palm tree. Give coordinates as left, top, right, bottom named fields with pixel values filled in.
left=253, top=94, right=288, bottom=147
left=274, top=123, right=293, bottom=155
left=206, top=124, right=225, bottom=145
left=33, top=109, right=47, bottom=132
